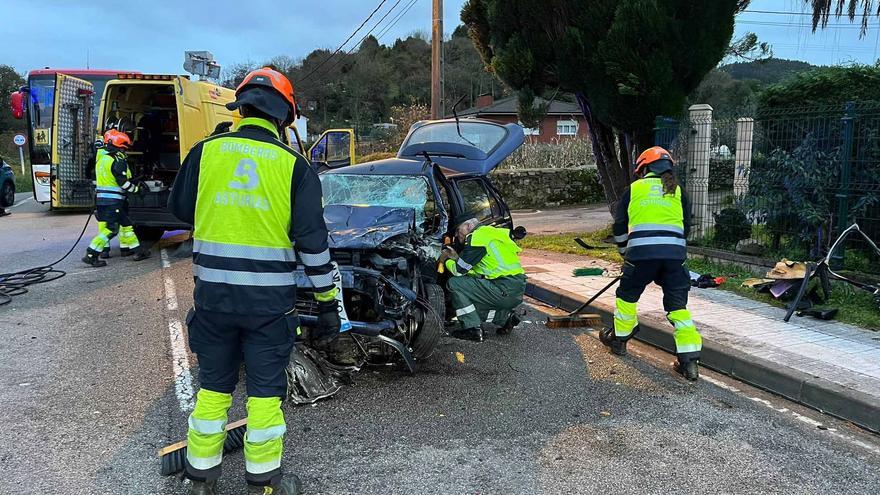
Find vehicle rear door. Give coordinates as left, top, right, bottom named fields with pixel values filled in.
left=52, top=74, right=94, bottom=208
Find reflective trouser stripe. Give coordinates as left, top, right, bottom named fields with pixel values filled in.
left=245, top=396, right=285, bottom=476
left=456, top=304, right=476, bottom=317
left=626, top=237, right=686, bottom=248
left=613, top=234, right=629, bottom=243
left=88, top=222, right=116, bottom=251
left=194, top=239, right=296, bottom=262
left=668, top=309, right=702, bottom=355
left=486, top=310, right=496, bottom=322
left=187, top=389, right=233, bottom=474
left=119, top=225, right=140, bottom=249
left=96, top=192, right=125, bottom=201
left=614, top=299, right=638, bottom=338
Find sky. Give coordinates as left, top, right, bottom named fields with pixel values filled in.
left=0, top=0, right=878, bottom=76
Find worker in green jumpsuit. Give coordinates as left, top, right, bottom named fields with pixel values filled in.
left=441, top=217, right=526, bottom=342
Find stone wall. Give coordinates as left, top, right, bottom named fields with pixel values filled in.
left=490, top=167, right=604, bottom=209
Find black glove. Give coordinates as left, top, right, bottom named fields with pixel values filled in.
left=136, top=180, right=149, bottom=196
left=312, top=300, right=341, bottom=348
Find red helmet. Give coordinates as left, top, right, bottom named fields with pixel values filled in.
left=103, top=129, right=132, bottom=150
left=227, top=67, right=297, bottom=125
left=635, top=146, right=674, bottom=176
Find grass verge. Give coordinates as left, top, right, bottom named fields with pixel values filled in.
left=521, top=227, right=880, bottom=331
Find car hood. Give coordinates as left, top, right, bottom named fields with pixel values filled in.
left=324, top=204, right=417, bottom=249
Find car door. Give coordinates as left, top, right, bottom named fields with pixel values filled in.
left=309, top=129, right=356, bottom=171
left=454, top=177, right=511, bottom=229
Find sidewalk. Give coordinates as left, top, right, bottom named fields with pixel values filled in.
left=521, top=249, right=880, bottom=432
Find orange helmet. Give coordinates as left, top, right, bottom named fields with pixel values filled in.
left=227, top=67, right=297, bottom=125
left=103, top=129, right=132, bottom=150
left=635, top=146, right=674, bottom=176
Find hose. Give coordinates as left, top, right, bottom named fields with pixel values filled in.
left=0, top=212, right=94, bottom=306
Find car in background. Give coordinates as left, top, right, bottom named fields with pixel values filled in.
left=1, top=160, right=15, bottom=209
left=292, top=118, right=526, bottom=374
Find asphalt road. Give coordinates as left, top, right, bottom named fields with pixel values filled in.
left=2, top=205, right=880, bottom=494
left=512, top=205, right=612, bottom=235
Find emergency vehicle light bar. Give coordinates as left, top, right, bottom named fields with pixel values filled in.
left=116, top=74, right=176, bottom=81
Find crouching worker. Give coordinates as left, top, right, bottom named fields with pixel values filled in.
left=441, top=218, right=526, bottom=342
left=82, top=129, right=150, bottom=266
left=607, top=146, right=702, bottom=381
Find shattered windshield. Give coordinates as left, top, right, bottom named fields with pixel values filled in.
left=320, top=174, right=436, bottom=228
left=406, top=121, right=507, bottom=154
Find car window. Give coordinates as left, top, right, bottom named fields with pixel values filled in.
left=457, top=179, right=495, bottom=222
left=406, top=122, right=507, bottom=154
left=320, top=174, right=434, bottom=231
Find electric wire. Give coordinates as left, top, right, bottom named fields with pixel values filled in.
left=296, top=0, right=389, bottom=84
left=0, top=212, right=93, bottom=306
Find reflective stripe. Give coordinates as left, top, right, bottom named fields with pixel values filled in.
left=186, top=452, right=223, bottom=470
left=307, top=271, right=334, bottom=288
left=96, top=186, right=123, bottom=192
left=618, top=247, right=627, bottom=255
left=672, top=319, right=695, bottom=330
left=613, top=234, right=629, bottom=243
left=189, top=416, right=227, bottom=435
left=487, top=243, right=523, bottom=274
left=298, top=249, right=330, bottom=266
left=456, top=259, right=473, bottom=271
left=626, top=237, right=687, bottom=248
left=486, top=310, right=496, bottom=322
left=120, top=181, right=135, bottom=192
left=245, top=458, right=282, bottom=475
left=456, top=304, right=476, bottom=317
left=630, top=224, right=685, bottom=235
left=246, top=425, right=286, bottom=443
left=614, top=310, right=636, bottom=321
left=676, top=343, right=702, bottom=354
left=193, top=265, right=296, bottom=286
left=96, top=192, right=125, bottom=200
left=194, top=240, right=295, bottom=262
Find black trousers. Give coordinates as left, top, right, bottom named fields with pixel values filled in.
left=186, top=309, right=298, bottom=397
left=616, top=258, right=690, bottom=311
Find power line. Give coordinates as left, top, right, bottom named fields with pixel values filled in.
left=297, top=0, right=388, bottom=84
left=377, top=0, right=421, bottom=41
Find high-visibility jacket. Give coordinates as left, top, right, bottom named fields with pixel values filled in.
left=612, top=173, right=691, bottom=261
left=168, top=117, right=337, bottom=315
left=95, top=147, right=137, bottom=205
left=446, top=226, right=525, bottom=279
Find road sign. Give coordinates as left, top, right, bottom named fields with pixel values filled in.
left=13, top=133, right=26, bottom=146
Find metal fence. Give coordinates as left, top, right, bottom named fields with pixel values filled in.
left=658, top=102, right=880, bottom=275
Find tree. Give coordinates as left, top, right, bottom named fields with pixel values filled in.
left=462, top=0, right=740, bottom=213
left=0, top=65, right=26, bottom=163
left=757, top=63, right=880, bottom=111
left=807, top=0, right=880, bottom=36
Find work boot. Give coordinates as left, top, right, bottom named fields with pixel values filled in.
left=674, top=360, right=700, bottom=382
left=187, top=479, right=217, bottom=495
left=82, top=248, right=107, bottom=267
left=120, top=247, right=133, bottom=257
left=450, top=326, right=484, bottom=342
left=496, top=313, right=521, bottom=335
left=247, top=475, right=302, bottom=495
left=132, top=248, right=152, bottom=261
left=610, top=338, right=627, bottom=356
left=100, top=248, right=110, bottom=259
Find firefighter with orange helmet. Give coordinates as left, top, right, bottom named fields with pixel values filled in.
left=82, top=129, right=150, bottom=266
left=169, top=67, right=337, bottom=495
left=603, top=146, right=702, bottom=381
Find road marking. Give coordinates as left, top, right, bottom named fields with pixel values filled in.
left=9, top=197, right=32, bottom=209
left=161, top=248, right=194, bottom=413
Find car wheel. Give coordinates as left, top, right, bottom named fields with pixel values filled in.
left=410, top=283, right=445, bottom=360
left=0, top=181, right=14, bottom=208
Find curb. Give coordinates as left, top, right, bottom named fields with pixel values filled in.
left=526, top=280, right=880, bottom=434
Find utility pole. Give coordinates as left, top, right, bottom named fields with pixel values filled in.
left=431, top=0, right=444, bottom=119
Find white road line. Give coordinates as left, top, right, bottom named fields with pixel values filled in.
left=161, top=248, right=194, bottom=413
left=704, top=372, right=880, bottom=456
left=9, top=197, right=32, bottom=209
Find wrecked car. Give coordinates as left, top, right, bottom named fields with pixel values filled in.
left=288, top=118, right=526, bottom=396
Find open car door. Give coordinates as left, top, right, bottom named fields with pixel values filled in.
left=397, top=119, right=525, bottom=176
left=51, top=74, right=94, bottom=209
left=309, top=129, right=356, bottom=171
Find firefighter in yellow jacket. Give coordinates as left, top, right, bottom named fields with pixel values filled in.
left=605, top=147, right=702, bottom=381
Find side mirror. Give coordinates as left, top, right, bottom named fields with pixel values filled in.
left=10, top=91, right=25, bottom=120
left=512, top=226, right=527, bottom=240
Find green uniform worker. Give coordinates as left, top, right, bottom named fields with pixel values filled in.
left=82, top=129, right=150, bottom=267
left=608, top=146, right=702, bottom=381
left=168, top=68, right=340, bottom=495
left=442, top=218, right=527, bottom=342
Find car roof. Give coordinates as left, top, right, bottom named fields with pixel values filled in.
left=322, top=158, right=481, bottom=180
